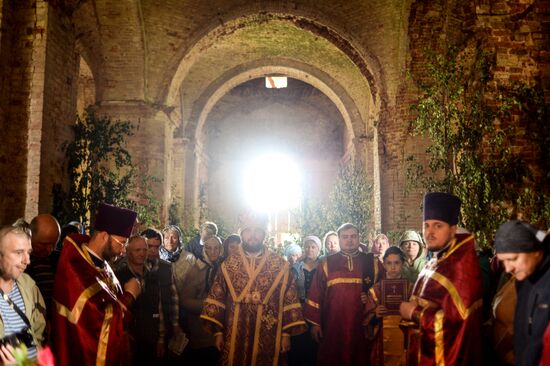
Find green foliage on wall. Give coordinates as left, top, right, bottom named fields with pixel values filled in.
left=406, top=46, right=549, bottom=247
left=298, top=161, right=374, bottom=243
left=52, top=112, right=161, bottom=229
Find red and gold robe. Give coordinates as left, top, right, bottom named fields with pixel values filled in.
left=52, top=234, right=134, bottom=366
left=407, top=233, right=483, bottom=366
left=200, top=246, right=306, bottom=366
left=304, top=251, right=378, bottom=366
left=364, top=277, right=413, bottom=366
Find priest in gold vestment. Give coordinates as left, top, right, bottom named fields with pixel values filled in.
left=201, top=213, right=306, bottom=366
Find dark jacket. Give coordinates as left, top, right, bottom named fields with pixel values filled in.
left=514, top=250, right=550, bottom=366
left=186, top=235, right=204, bottom=260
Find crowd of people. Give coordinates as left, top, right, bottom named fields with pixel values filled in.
left=0, top=192, right=547, bottom=366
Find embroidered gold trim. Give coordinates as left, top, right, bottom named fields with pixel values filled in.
left=282, top=320, right=307, bottom=330
left=305, top=299, right=320, bottom=309
left=96, top=303, right=113, bottom=366
left=200, top=314, right=224, bottom=329
left=434, top=310, right=445, bottom=365
left=423, top=270, right=482, bottom=320
left=262, top=261, right=287, bottom=305
left=55, top=283, right=103, bottom=324
left=440, top=235, right=474, bottom=262
left=251, top=304, right=264, bottom=366
left=227, top=303, right=240, bottom=366
left=273, top=267, right=289, bottom=366
left=369, top=287, right=378, bottom=304
left=283, top=303, right=302, bottom=312
left=204, top=298, right=226, bottom=309
left=66, top=236, right=95, bottom=268
left=327, top=278, right=362, bottom=287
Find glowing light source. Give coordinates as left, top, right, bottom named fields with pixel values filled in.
left=243, top=153, right=301, bottom=213
left=265, top=76, right=287, bottom=89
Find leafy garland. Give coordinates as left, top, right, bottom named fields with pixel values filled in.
left=406, top=46, right=549, bottom=247
left=298, top=161, right=374, bottom=243
left=52, top=112, right=161, bottom=228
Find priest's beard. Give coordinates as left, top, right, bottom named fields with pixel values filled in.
left=103, top=237, right=118, bottom=262
left=243, top=240, right=264, bottom=253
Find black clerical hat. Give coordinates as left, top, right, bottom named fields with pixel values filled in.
left=94, top=202, right=137, bottom=238
left=423, top=192, right=461, bottom=225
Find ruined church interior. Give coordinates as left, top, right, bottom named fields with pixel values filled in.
left=0, top=0, right=547, bottom=235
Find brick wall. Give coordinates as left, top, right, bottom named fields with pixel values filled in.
left=0, top=0, right=36, bottom=224
left=38, top=3, right=77, bottom=216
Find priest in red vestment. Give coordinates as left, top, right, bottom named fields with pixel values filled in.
left=304, top=223, right=379, bottom=366
left=200, top=212, right=306, bottom=366
left=52, top=203, right=141, bottom=366
left=400, top=192, right=483, bottom=366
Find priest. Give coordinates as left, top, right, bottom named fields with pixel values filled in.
left=399, top=192, right=483, bottom=366
left=200, top=212, right=306, bottom=366
left=52, top=203, right=141, bottom=366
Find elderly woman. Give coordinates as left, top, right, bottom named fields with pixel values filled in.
left=285, top=243, right=303, bottom=266
left=289, top=236, right=322, bottom=366
left=161, top=225, right=184, bottom=262
left=398, top=230, right=426, bottom=283
left=164, top=225, right=195, bottom=322
left=293, top=236, right=322, bottom=303
left=494, top=220, right=550, bottom=366
left=180, top=236, right=224, bottom=365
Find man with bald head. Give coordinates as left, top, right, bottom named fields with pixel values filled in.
left=26, top=214, right=60, bottom=317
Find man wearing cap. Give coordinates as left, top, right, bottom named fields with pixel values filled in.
left=52, top=203, right=142, bottom=366
left=200, top=212, right=306, bottom=366
left=494, top=220, right=550, bottom=366
left=399, top=192, right=483, bottom=366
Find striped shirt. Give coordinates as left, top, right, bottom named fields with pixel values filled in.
left=0, top=284, right=37, bottom=359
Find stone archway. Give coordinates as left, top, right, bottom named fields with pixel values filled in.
left=165, top=14, right=387, bottom=230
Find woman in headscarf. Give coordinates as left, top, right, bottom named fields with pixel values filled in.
left=494, top=220, right=550, bottom=366
left=161, top=225, right=184, bottom=263
left=284, top=243, right=303, bottom=266
left=398, top=230, right=426, bottom=283
left=164, top=225, right=196, bottom=324
left=289, top=236, right=322, bottom=366
left=180, top=236, right=224, bottom=365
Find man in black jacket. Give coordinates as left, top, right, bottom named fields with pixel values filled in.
left=185, top=222, right=218, bottom=260
left=495, top=220, right=550, bottom=366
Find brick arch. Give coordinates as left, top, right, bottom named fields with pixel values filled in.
left=163, top=11, right=386, bottom=115
left=185, top=59, right=363, bottom=150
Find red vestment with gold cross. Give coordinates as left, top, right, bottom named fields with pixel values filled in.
left=304, top=251, right=380, bottom=366
left=407, top=233, right=483, bottom=366
left=52, top=234, right=134, bottom=366
left=200, top=246, right=306, bottom=366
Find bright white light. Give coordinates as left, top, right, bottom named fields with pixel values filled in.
left=243, top=154, right=301, bottom=213
left=265, top=76, right=288, bottom=89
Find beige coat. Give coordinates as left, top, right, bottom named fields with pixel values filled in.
left=0, top=273, right=47, bottom=346
left=180, top=260, right=215, bottom=349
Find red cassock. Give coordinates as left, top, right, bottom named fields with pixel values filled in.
left=407, top=233, right=483, bottom=366
left=304, top=251, right=380, bottom=366
left=52, top=234, right=133, bottom=366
